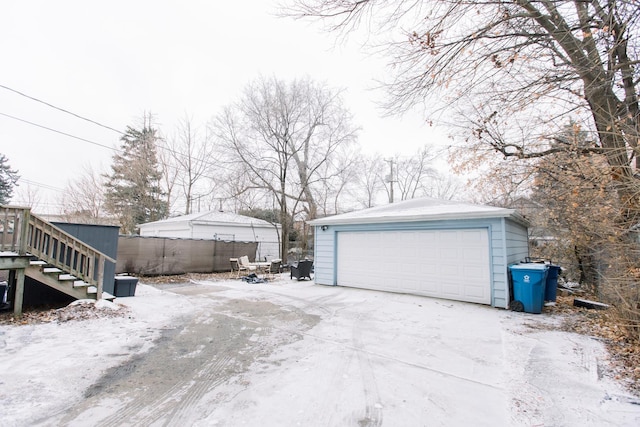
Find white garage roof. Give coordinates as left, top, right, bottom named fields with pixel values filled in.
left=308, top=197, right=528, bottom=226
left=139, top=210, right=278, bottom=228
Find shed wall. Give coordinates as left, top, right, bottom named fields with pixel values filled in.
left=51, top=222, right=119, bottom=295
left=139, top=222, right=280, bottom=260
left=191, top=224, right=280, bottom=260
left=139, top=222, right=191, bottom=237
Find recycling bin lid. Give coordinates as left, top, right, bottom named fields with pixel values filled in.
left=510, top=263, right=548, bottom=271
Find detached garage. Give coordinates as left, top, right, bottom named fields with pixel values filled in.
left=308, top=197, right=530, bottom=308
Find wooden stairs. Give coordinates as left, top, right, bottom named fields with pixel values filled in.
left=25, top=260, right=113, bottom=301
left=1, top=206, right=116, bottom=314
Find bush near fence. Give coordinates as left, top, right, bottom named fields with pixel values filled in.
left=116, top=235, right=258, bottom=276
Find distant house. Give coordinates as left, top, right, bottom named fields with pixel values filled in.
left=138, top=211, right=281, bottom=260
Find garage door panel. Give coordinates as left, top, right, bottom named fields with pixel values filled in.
left=421, top=278, right=439, bottom=294
left=337, top=229, right=491, bottom=305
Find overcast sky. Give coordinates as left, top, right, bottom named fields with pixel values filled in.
left=1, top=0, right=449, bottom=213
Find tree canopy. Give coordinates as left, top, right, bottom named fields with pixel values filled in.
left=212, top=76, right=358, bottom=256
left=288, top=0, right=640, bottom=224
left=104, top=120, right=168, bottom=234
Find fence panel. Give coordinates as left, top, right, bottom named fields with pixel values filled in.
left=116, top=236, right=258, bottom=275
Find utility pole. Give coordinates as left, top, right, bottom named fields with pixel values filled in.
left=384, top=158, right=395, bottom=203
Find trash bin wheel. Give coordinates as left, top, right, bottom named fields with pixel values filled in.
left=510, top=300, right=524, bottom=312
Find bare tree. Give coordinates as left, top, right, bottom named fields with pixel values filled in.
left=393, top=145, right=438, bottom=201
left=424, top=172, right=465, bottom=201
left=353, top=154, right=385, bottom=208
left=212, top=76, right=358, bottom=257
left=287, top=0, right=640, bottom=225
left=61, top=165, right=107, bottom=223
left=352, top=148, right=445, bottom=208
left=165, top=115, right=216, bottom=214
left=157, top=134, right=180, bottom=215
left=13, top=183, right=42, bottom=211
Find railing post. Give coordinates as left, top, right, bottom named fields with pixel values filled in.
left=97, top=254, right=104, bottom=300
left=13, top=268, right=25, bottom=316
left=18, top=208, right=30, bottom=255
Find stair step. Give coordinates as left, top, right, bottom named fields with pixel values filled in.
left=72, top=281, right=89, bottom=288
left=42, top=267, right=63, bottom=274
left=30, top=260, right=47, bottom=266
left=58, top=274, right=78, bottom=281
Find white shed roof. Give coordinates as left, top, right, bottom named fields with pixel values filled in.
left=308, top=197, right=528, bottom=226
left=139, top=210, right=279, bottom=229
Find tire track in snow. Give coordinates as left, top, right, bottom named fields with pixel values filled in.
left=48, top=295, right=320, bottom=427
left=159, top=325, right=275, bottom=426
left=79, top=318, right=244, bottom=427
left=352, top=314, right=384, bottom=427
left=99, top=353, right=237, bottom=427
left=51, top=308, right=265, bottom=427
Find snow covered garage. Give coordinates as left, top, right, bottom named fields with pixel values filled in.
left=308, top=197, right=530, bottom=308
left=138, top=211, right=281, bottom=260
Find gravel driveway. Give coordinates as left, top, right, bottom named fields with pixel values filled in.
left=4, top=276, right=640, bottom=426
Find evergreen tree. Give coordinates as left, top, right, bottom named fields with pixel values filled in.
left=104, top=122, right=168, bottom=234
left=0, top=154, right=19, bottom=205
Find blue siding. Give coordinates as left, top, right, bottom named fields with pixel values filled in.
left=493, top=218, right=529, bottom=308
left=504, top=219, right=529, bottom=263
left=314, top=227, right=336, bottom=285
left=313, top=216, right=529, bottom=308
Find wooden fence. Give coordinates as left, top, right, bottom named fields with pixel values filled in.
left=116, top=235, right=258, bottom=275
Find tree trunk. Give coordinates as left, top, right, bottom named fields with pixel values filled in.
left=585, top=87, right=640, bottom=227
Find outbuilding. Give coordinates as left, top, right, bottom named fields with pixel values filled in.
left=308, top=197, right=530, bottom=308
left=138, top=211, right=281, bottom=260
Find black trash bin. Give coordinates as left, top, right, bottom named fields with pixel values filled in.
left=114, top=276, right=138, bottom=297
left=545, top=265, right=561, bottom=302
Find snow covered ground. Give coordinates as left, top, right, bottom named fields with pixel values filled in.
left=1, top=276, right=639, bottom=426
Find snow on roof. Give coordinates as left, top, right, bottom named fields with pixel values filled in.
left=308, top=197, right=528, bottom=226
left=139, top=211, right=277, bottom=228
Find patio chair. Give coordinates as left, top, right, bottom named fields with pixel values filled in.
left=238, top=255, right=257, bottom=272
left=229, top=258, right=241, bottom=278
left=290, top=259, right=313, bottom=281
left=266, top=259, right=282, bottom=280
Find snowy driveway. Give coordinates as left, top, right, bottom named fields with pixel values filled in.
left=2, top=276, right=640, bottom=426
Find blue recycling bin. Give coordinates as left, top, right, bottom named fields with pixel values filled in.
left=545, top=265, right=561, bottom=302
left=509, top=264, right=548, bottom=314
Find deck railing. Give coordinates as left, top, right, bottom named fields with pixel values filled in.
left=0, top=205, right=29, bottom=254
left=0, top=206, right=116, bottom=299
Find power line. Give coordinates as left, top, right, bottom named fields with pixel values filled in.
left=18, top=178, right=64, bottom=192
left=0, top=110, right=237, bottom=177
left=0, top=83, right=124, bottom=135
left=0, top=90, right=241, bottom=192
left=0, top=111, right=116, bottom=152
left=0, top=84, right=243, bottom=180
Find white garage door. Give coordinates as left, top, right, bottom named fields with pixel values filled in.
left=337, top=229, right=491, bottom=304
